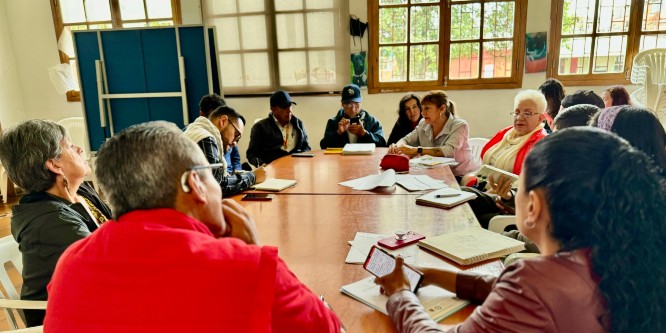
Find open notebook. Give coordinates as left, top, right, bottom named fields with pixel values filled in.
left=252, top=178, right=297, bottom=192
left=415, top=187, right=476, bottom=209
left=418, top=228, right=525, bottom=265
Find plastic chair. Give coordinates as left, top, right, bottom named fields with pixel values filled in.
left=488, top=215, right=516, bottom=234
left=0, top=236, right=47, bottom=330
left=56, top=117, right=99, bottom=191
left=0, top=164, right=9, bottom=204
left=630, top=48, right=666, bottom=112
left=468, top=137, right=490, bottom=167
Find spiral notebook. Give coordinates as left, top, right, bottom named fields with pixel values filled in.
left=418, top=228, right=525, bottom=265
left=415, top=187, right=476, bottom=208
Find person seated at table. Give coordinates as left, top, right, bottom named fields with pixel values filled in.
left=246, top=90, right=311, bottom=166
left=537, top=78, right=565, bottom=131
left=197, top=94, right=243, bottom=174
left=44, top=121, right=343, bottom=332
left=388, top=90, right=478, bottom=177
left=184, top=105, right=266, bottom=196
left=601, top=85, right=632, bottom=108
left=376, top=127, right=666, bottom=333
left=0, top=119, right=111, bottom=327
left=387, top=93, right=423, bottom=145
left=320, top=83, right=386, bottom=149
left=551, top=104, right=600, bottom=131
left=560, top=89, right=605, bottom=110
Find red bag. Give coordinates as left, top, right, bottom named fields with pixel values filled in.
left=380, top=154, right=410, bottom=172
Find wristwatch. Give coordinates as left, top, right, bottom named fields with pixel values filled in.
left=417, top=147, right=423, bottom=155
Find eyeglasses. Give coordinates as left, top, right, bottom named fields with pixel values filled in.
left=343, top=102, right=360, bottom=108
left=229, top=120, right=242, bottom=142
left=509, top=111, right=539, bottom=118
left=180, top=163, right=225, bottom=193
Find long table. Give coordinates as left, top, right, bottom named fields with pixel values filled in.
left=231, top=149, right=481, bottom=332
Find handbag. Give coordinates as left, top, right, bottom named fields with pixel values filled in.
left=380, top=154, right=410, bottom=172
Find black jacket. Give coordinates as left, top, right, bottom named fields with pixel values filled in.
left=246, top=113, right=311, bottom=166
left=196, top=137, right=256, bottom=196
left=11, top=182, right=110, bottom=326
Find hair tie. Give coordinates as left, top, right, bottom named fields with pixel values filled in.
left=596, top=106, right=622, bottom=131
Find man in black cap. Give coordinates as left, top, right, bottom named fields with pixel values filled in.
left=246, top=90, right=312, bottom=166
left=320, top=83, right=386, bottom=149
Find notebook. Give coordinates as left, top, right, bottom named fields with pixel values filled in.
left=415, top=187, right=476, bottom=208
left=340, top=276, right=469, bottom=322
left=418, top=228, right=526, bottom=265
left=342, top=143, right=376, bottom=155
left=252, top=178, right=297, bottom=192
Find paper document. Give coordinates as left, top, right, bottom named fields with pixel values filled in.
left=410, top=155, right=458, bottom=168
left=395, top=175, right=448, bottom=191
left=339, top=169, right=396, bottom=190
left=252, top=178, right=297, bottom=191
left=340, top=276, right=469, bottom=321
left=342, top=143, right=376, bottom=155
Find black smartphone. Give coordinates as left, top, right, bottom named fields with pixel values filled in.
left=292, top=152, right=315, bottom=157
left=363, top=245, right=423, bottom=293
left=242, top=194, right=275, bottom=201
left=349, top=116, right=360, bottom=124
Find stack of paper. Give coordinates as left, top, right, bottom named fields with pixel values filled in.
left=418, top=228, right=525, bottom=265
left=253, top=178, right=297, bottom=192
left=409, top=155, right=458, bottom=168
left=339, top=170, right=447, bottom=191
left=342, top=143, right=376, bottom=155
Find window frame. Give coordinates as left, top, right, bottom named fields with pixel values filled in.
left=367, top=0, right=528, bottom=94
left=50, top=0, right=182, bottom=102
left=547, top=0, right=648, bottom=86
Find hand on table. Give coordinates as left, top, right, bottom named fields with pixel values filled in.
left=388, top=144, right=416, bottom=157
left=253, top=166, right=267, bottom=184
left=221, top=199, right=261, bottom=245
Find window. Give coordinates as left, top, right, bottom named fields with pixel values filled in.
left=369, top=0, right=527, bottom=93
left=549, top=0, right=666, bottom=86
left=203, top=0, right=349, bottom=95
left=51, top=0, right=182, bottom=101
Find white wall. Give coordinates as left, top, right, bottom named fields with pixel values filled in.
left=3, top=0, right=628, bottom=160
left=0, top=0, right=27, bottom=128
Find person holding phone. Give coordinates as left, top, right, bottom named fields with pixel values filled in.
left=376, top=128, right=666, bottom=333
left=320, top=84, right=387, bottom=149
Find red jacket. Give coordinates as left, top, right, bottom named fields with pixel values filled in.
left=480, top=126, right=547, bottom=174
left=44, top=209, right=340, bottom=333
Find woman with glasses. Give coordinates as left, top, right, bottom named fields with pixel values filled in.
left=0, top=119, right=111, bottom=327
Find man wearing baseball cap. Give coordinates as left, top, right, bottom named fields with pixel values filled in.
left=320, top=84, right=386, bottom=149
left=247, top=90, right=312, bottom=166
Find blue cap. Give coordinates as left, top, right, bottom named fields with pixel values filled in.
left=341, top=84, right=362, bottom=103
left=270, top=90, right=297, bottom=108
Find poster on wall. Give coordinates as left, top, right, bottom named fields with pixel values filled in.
left=525, top=32, right=547, bottom=73
left=351, top=51, right=368, bottom=87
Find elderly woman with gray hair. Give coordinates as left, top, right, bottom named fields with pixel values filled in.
left=0, top=119, right=110, bottom=327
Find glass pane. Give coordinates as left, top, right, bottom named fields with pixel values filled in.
left=379, top=0, right=407, bottom=5
left=643, top=0, right=666, bottom=31
left=119, top=0, right=146, bottom=20
left=561, top=0, right=595, bottom=35
left=597, top=0, right=630, bottom=33
left=412, top=0, right=438, bottom=3
left=558, top=37, right=592, bottom=75
left=70, top=59, right=80, bottom=90
left=484, top=2, right=514, bottom=38
left=206, top=0, right=237, bottom=15
left=60, top=0, right=86, bottom=24
left=379, top=7, right=408, bottom=44
left=220, top=54, right=243, bottom=87
left=147, top=20, right=173, bottom=27
left=279, top=51, right=308, bottom=85
left=449, top=42, right=479, bottom=79
left=88, top=23, right=113, bottom=29
left=379, top=46, right=407, bottom=82
left=306, top=0, right=335, bottom=9
left=85, top=0, right=111, bottom=22
left=640, top=34, right=666, bottom=50
left=410, top=5, right=439, bottom=43
left=451, top=4, right=481, bottom=41
left=593, top=35, right=627, bottom=73
left=307, top=12, right=335, bottom=47
left=146, top=0, right=173, bottom=19
left=482, top=41, right=512, bottom=78
left=239, top=0, right=264, bottom=13
left=241, top=15, right=268, bottom=50
left=214, top=18, right=241, bottom=51
left=275, top=0, right=303, bottom=11
left=244, top=53, right=271, bottom=86
left=309, top=50, right=337, bottom=84
left=409, top=44, right=438, bottom=81
left=123, top=22, right=148, bottom=28
left=276, top=14, right=305, bottom=48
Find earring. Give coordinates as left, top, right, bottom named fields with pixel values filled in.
left=524, top=220, right=536, bottom=229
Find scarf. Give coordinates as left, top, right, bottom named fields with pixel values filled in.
left=184, top=116, right=228, bottom=176
left=483, top=123, right=545, bottom=172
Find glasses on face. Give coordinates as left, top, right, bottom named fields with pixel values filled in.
left=343, top=102, right=360, bottom=108
left=180, top=163, right=225, bottom=192
left=229, top=120, right=242, bottom=142
left=509, top=111, right=539, bottom=119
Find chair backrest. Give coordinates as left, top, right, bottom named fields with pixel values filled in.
left=0, top=236, right=25, bottom=329
left=632, top=48, right=666, bottom=86
left=56, top=117, right=89, bottom=160
left=488, top=215, right=516, bottom=234
left=468, top=137, right=490, bottom=166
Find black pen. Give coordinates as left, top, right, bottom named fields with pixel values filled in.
left=435, top=193, right=460, bottom=198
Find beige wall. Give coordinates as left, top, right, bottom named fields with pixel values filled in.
left=0, top=0, right=630, bottom=161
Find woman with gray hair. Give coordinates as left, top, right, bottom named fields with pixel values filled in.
left=0, top=119, right=110, bottom=327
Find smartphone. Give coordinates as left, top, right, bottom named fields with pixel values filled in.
left=292, top=152, right=315, bottom=157
left=377, top=232, right=425, bottom=250
left=242, top=193, right=275, bottom=201
left=363, top=246, right=423, bottom=293
left=349, top=116, right=360, bottom=124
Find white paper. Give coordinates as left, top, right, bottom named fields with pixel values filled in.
left=342, top=143, right=376, bottom=155
left=48, top=63, right=79, bottom=95
left=409, top=155, right=458, bottom=168
left=339, top=169, right=396, bottom=190
left=58, top=26, right=75, bottom=57
left=395, top=175, right=448, bottom=191
left=345, top=232, right=419, bottom=264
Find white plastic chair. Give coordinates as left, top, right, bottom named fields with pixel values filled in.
left=468, top=137, right=490, bottom=167
left=630, top=48, right=666, bottom=114
left=0, top=236, right=47, bottom=330
left=488, top=215, right=516, bottom=234
left=0, top=164, right=9, bottom=204
left=56, top=117, right=99, bottom=191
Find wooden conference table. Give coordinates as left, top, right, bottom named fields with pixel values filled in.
left=230, top=149, right=481, bottom=332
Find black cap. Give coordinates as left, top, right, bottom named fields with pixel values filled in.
left=341, top=84, right=362, bottom=103
left=270, top=90, right=297, bottom=108
left=561, top=90, right=604, bottom=109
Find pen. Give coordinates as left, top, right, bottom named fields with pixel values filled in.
left=435, top=193, right=460, bottom=198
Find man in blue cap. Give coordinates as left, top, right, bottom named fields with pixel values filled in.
left=320, top=84, right=386, bottom=149
left=246, top=90, right=312, bottom=166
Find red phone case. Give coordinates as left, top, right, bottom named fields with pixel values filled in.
left=377, top=232, right=425, bottom=250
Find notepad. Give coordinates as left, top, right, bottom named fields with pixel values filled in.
left=418, top=228, right=526, bottom=265
left=415, top=187, right=476, bottom=208
left=342, top=143, right=376, bottom=155
left=324, top=147, right=344, bottom=155
left=252, top=178, right=297, bottom=192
